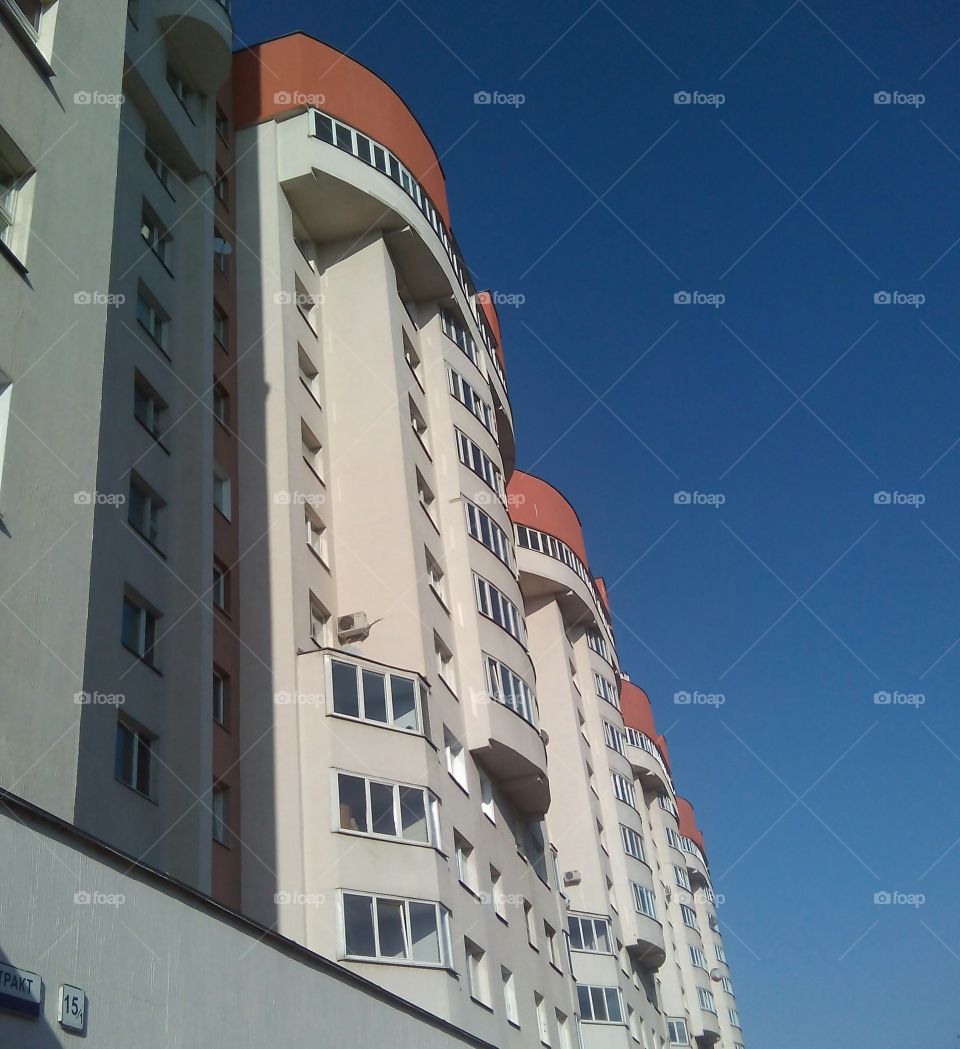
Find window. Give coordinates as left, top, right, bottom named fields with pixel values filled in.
left=212, top=670, right=227, bottom=726
left=689, top=945, right=708, bottom=970
left=298, top=344, right=320, bottom=401
left=295, top=274, right=316, bottom=330
left=425, top=549, right=446, bottom=604
left=620, top=824, right=645, bottom=861
left=518, top=818, right=549, bottom=884
left=448, top=366, right=496, bottom=436
left=114, top=720, right=152, bottom=796
left=140, top=203, right=171, bottom=266
left=6, top=0, right=43, bottom=36
left=440, top=308, right=482, bottom=370
left=473, top=573, right=525, bottom=644
left=330, top=659, right=424, bottom=733
left=611, top=772, right=636, bottom=808
left=127, top=473, right=163, bottom=547
left=212, top=784, right=228, bottom=843
left=535, top=993, right=550, bottom=1046
left=720, top=976, right=734, bottom=994
left=145, top=145, right=172, bottom=196
left=167, top=66, right=194, bottom=118
left=212, top=561, right=227, bottom=611
left=658, top=791, right=679, bottom=818
left=409, top=397, right=429, bottom=448
left=674, top=864, right=691, bottom=890
left=309, top=594, right=330, bottom=646
left=305, top=506, right=327, bottom=562
left=212, top=384, right=229, bottom=425
left=696, top=987, right=717, bottom=1014
left=715, top=942, right=726, bottom=963
left=557, top=1011, right=573, bottom=1049
left=464, top=499, right=512, bottom=568
left=214, top=165, right=228, bottom=203
left=502, top=967, right=519, bottom=1027
left=341, top=892, right=451, bottom=967
left=728, top=1009, right=741, bottom=1028
left=489, top=865, right=507, bottom=920
left=568, top=913, right=612, bottom=955
left=603, top=720, right=626, bottom=755
left=416, top=469, right=436, bottom=525
left=586, top=628, right=609, bottom=660
left=577, top=985, right=623, bottom=1025
left=121, top=592, right=158, bottom=666
left=455, top=832, right=478, bottom=893
left=631, top=883, right=657, bottom=919
left=680, top=904, right=698, bottom=930
left=464, top=939, right=489, bottom=1005
left=213, top=465, right=231, bottom=519
left=136, top=286, right=167, bottom=348
left=213, top=302, right=228, bottom=346
left=134, top=374, right=167, bottom=441
left=301, top=420, right=323, bottom=480
left=594, top=672, right=620, bottom=709
left=483, top=654, right=536, bottom=725
left=455, top=429, right=503, bottom=498
left=479, top=769, right=495, bottom=823
left=523, top=899, right=536, bottom=948
left=336, top=771, right=439, bottom=846
left=667, top=1018, right=689, bottom=1045
left=544, top=922, right=560, bottom=970
left=444, top=727, right=467, bottom=790
left=215, top=104, right=229, bottom=142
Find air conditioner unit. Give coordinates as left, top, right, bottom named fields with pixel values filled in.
left=562, top=870, right=582, bottom=887
left=338, top=612, right=371, bottom=643
left=664, top=887, right=672, bottom=901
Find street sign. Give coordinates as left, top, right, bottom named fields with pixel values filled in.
left=0, top=961, right=41, bottom=1019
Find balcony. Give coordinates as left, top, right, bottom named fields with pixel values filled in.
left=625, top=728, right=672, bottom=791
left=158, top=0, right=233, bottom=94
left=628, top=912, right=666, bottom=970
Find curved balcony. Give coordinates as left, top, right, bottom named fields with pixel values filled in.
left=626, top=729, right=672, bottom=791
left=694, top=1012, right=722, bottom=1046
left=465, top=697, right=549, bottom=815
left=628, top=912, right=666, bottom=970
left=158, top=0, right=233, bottom=94
left=677, top=797, right=710, bottom=884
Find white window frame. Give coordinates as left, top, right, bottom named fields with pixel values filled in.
left=697, top=987, right=717, bottom=1014
left=444, top=727, right=467, bottom=790
left=680, top=904, right=699, bottom=930
left=620, top=823, right=645, bottom=862
left=328, top=657, right=425, bottom=735
left=667, top=1018, right=689, bottom=1045
left=473, top=572, right=526, bottom=645
left=603, top=720, right=626, bottom=755
left=611, top=771, right=636, bottom=808
left=340, top=891, right=452, bottom=968
left=213, top=465, right=231, bottom=520
left=577, top=984, right=624, bottom=1025
left=567, top=914, right=612, bottom=954
left=631, top=882, right=657, bottom=919
left=212, top=783, right=228, bottom=843
left=464, top=499, right=512, bottom=569
left=455, top=428, right=504, bottom=499
left=335, top=770, right=440, bottom=848
left=689, top=945, right=708, bottom=970
left=121, top=592, right=159, bottom=666
left=483, top=653, right=536, bottom=725
left=502, top=967, right=519, bottom=1027
left=114, top=719, right=153, bottom=797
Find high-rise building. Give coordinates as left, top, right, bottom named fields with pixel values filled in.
left=0, top=11, right=743, bottom=1049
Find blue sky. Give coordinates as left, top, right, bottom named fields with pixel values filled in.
left=235, top=3, right=960, bottom=1044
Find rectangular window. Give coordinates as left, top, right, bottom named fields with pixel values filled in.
left=544, top=922, right=560, bottom=970
left=309, top=594, right=330, bottom=646
left=416, top=469, right=436, bottom=526
left=464, top=499, right=512, bottom=569
left=6, top=0, right=43, bottom=36
left=329, top=658, right=424, bottom=734
left=681, top=904, right=699, bottom=930
left=594, top=672, right=620, bottom=709
left=659, top=791, right=679, bottom=818
left=447, top=365, right=497, bottom=437
left=603, top=720, right=626, bottom=755
left=213, top=302, right=228, bottom=346
left=689, top=945, right=708, bottom=970
left=454, top=831, right=477, bottom=893
left=439, top=308, right=482, bottom=369
left=212, top=561, right=227, bottom=611
left=620, top=824, right=645, bottom=861
left=136, top=286, right=167, bottom=348
left=121, top=592, right=159, bottom=666
left=473, top=573, right=525, bottom=645
left=213, top=465, right=231, bottom=519
left=720, top=976, right=734, bottom=993
left=145, top=145, right=172, bottom=196
left=631, top=882, right=657, bottom=919
left=425, top=549, right=446, bottom=604
left=212, top=784, right=228, bottom=843
left=728, top=1009, right=740, bottom=1028
left=444, top=727, right=467, bottom=790
left=301, top=420, right=324, bottom=480
left=140, top=203, right=171, bottom=267
left=114, top=720, right=153, bottom=796
left=212, top=383, right=229, bottom=425
left=674, top=864, right=691, bottom=890
left=409, top=396, right=429, bottom=448
left=586, top=628, right=609, bottom=660
left=566, top=914, right=612, bottom=956
left=483, top=653, right=536, bottom=725
left=524, top=899, right=536, bottom=948
left=490, top=865, right=507, bottom=921
left=502, top=968, right=519, bottom=1027
left=611, top=772, right=636, bottom=808
left=127, top=473, right=163, bottom=547
left=557, top=1011, right=573, bottom=1049
left=577, top=984, right=623, bottom=1025
left=535, top=993, right=550, bottom=1046
left=167, top=66, right=194, bottom=118
left=298, top=344, right=320, bottom=401
left=715, top=942, right=726, bottom=963
left=213, top=670, right=227, bottom=726
left=479, top=768, right=495, bottom=823
left=336, top=771, right=439, bottom=847
left=666, top=826, right=683, bottom=850
left=456, top=429, right=503, bottom=498
left=134, top=374, right=167, bottom=441
left=464, top=939, right=489, bottom=1005
left=214, top=164, right=228, bottom=204
left=305, top=506, right=327, bottom=563
left=667, top=1018, right=689, bottom=1045
left=215, top=104, right=229, bottom=142
left=697, top=987, right=717, bottom=1014
left=341, top=892, right=451, bottom=967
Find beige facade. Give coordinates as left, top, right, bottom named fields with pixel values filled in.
left=0, top=14, right=744, bottom=1049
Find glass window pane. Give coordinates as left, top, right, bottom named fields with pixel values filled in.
left=338, top=774, right=367, bottom=832
left=370, top=781, right=397, bottom=836
left=115, top=723, right=134, bottom=784
left=334, top=124, right=353, bottom=151
left=408, top=902, right=440, bottom=963
left=356, top=134, right=371, bottom=163
left=121, top=598, right=140, bottom=651
left=399, top=787, right=428, bottom=842
left=376, top=898, right=407, bottom=958
left=135, top=737, right=151, bottom=794
left=390, top=676, right=418, bottom=730
left=315, top=114, right=334, bottom=143
left=596, top=922, right=610, bottom=953
left=605, top=988, right=623, bottom=1023
left=590, top=986, right=607, bottom=1021
left=581, top=919, right=595, bottom=951
left=331, top=661, right=359, bottom=717
left=362, top=669, right=387, bottom=722
left=577, top=985, right=592, bottom=1018
left=343, top=893, right=375, bottom=957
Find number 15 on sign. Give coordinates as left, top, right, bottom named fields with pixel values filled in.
left=58, top=985, right=85, bottom=1032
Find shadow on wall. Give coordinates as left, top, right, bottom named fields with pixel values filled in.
left=0, top=944, right=64, bottom=1047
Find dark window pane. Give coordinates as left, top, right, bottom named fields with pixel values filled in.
left=115, top=723, right=134, bottom=784
left=343, top=894, right=375, bottom=957
left=388, top=156, right=401, bottom=184
left=332, top=661, right=359, bottom=717
left=334, top=124, right=353, bottom=152
left=373, top=146, right=387, bottom=172
left=376, top=898, right=406, bottom=958
left=362, top=669, right=387, bottom=722
left=605, top=988, right=622, bottom=1023
left=356, top=135, right=371, bottom=163
left=399, top=787, right=427, bottom=842
left=135, top=736, right=151, bottom=795
left=314, top=114, right=334, bottom=144
left=390, top=676, right=417, bottom=730
left=590, top=986, right=607, bottom=1021
left=577, top=985, right=592, bottom=1018
left=370, top=781, right=396, bottom=836
left=338, top=774, right=367, bottom=832
left=121, top=598, right=139, bottom=651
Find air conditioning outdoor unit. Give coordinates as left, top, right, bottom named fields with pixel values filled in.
left=338, top=612, right=371, bottom=643
left=562, top=870, right=582, bottom=887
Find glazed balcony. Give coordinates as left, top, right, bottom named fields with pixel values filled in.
left=626, top=727, right=672, bottom=791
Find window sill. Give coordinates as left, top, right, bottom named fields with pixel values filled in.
left=495, top=912, right=509, bottom=926
left=121, top=642, right=163, bottom=676
left=302, top=457, right=326, bottom=487
left=214, top=506, right=233, bottom=523
left=446, top=772, right=469, bottom=798
left=507, top=1020, right=521, bottom=1031
left=213, top=837, right=231, bottom=850
left=419, top=504, right=441, bottom=536
left=214, top=604, right=232, bottom=621
left=458, top=880, right=482, bottom=902
left=469, top=995, right=494, bottom=1014
left=135, top=418, right=171, bottom=455
left=299, top=377, right=322, bottom=407
left=335, top=827, right=438, bottom=852
left=328, top=710, right=425, bottom=740
left=126, top=522, right=167, bottom=560
left=339, top=954, right=454, bottom=975
left=0, top=3, right=54, bottom=77
left=306, top=544, right=331, bottom=572
left=214, top=334, right=228, bottom=353
left=136, top=319, right=171, bottom=361
left=0, top=236, right=28, bottom=276
left=114, top=776, right=158, bottom=805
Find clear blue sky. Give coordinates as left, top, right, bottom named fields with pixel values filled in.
left=235, top=3, right=960, bottom=1045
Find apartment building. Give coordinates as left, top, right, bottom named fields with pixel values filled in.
left=0, top=10, right=743, bottom=1049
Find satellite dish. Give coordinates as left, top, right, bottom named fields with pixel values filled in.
left=213, top=237, right=233, bottom=256
left=709, top=968, right=723, bottom=982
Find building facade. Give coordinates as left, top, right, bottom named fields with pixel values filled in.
left=0, top=9, right=743, bottom=1049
